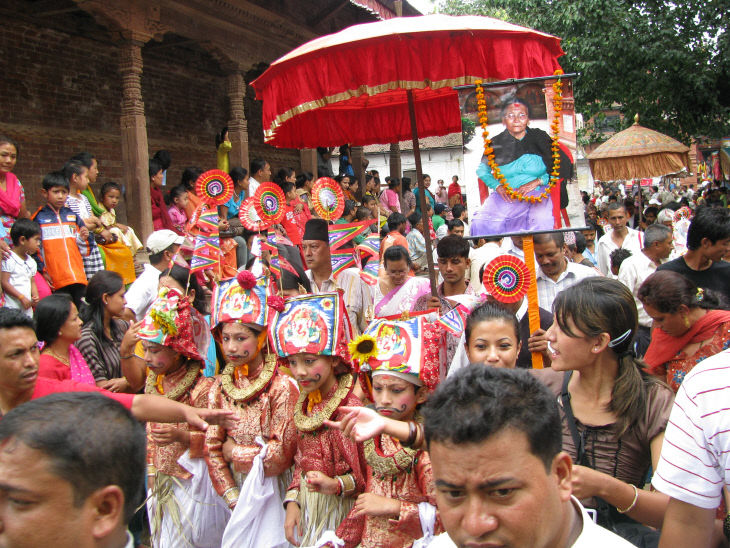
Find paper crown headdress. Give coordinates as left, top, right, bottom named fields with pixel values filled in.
left=210, top=273, right=268, bottom=329
left=270, top=292, right=352, bottom=367
left=350, top=316, right=441, bottom=391
left=138, top=286, right=207, bottom=361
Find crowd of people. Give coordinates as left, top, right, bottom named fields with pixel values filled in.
left=1, top=128, right=730, bottom=548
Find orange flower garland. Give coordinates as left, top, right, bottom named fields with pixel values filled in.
left=475, top=69, right=564, bottom=203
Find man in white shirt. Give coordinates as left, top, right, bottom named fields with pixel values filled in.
left=302, top=218, right=373, bottom=334
left=248, top=157, right=271, bottom=198
left=653, top=349, right=730, bottom=548
left=123, top=230, right=183, bottom=321
left=468, top=237, right=502, bottom=292
left=596, top=202, right=643, bottom=276
left=501, top=235, right=525, bottom=260
left=425, top=367, right=634, bottom=548
left=534, top=232, right=599, bottom=310
left=617, top=224, right=673, bottom=355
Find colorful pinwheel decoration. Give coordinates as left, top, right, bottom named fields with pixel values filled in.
left=482, top=255, right=530, bottom=304
left=195, top=169, right=234, bottom=206
left=311, top=177, right=345, bottom=221
left=239, top=197, right=271, bottom=232
left=254, top=182, right=286, bottom=226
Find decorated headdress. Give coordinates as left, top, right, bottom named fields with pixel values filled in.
left=350, top=316, right=441, bottom=391
left=482, top=254, right=530, bottom=304
left=211, top=272, right=269, bottom=329
left=138, top=287, right=208, bottom=361
left=270, top=292, right=353, bottom=369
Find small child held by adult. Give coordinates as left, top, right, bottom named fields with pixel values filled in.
left=1, top=218, right=40, bottom=317
left=99, top=181, right=143, bottom=255
left=166, top=184, right=189, bottom=236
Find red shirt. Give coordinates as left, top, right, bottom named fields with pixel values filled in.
left=280, top=199, right=311, bottom=246
left=31, top=377, right=134, bottom=409
left=448, top=182, right=463, bottom=205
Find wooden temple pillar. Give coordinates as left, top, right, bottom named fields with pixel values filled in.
left=300, top=149, right=318, bottom=178
left=226, top=71, right=249, bottom=172
left=119, top=33, right=153, bottom=241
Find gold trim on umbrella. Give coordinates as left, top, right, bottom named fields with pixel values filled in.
left=263, top=75, right=496, bottom=142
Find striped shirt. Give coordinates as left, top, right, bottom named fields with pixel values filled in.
left=652, top=349, right=730, bottom=509
left=75, top=320, right=129, bottom=382
left=536, top=261, right=600, bottom=311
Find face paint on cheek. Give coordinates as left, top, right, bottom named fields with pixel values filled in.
left=376, top=403, right=408, bottom=413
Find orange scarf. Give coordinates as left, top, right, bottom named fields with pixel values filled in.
left=644, top=309, right=730, bottom=372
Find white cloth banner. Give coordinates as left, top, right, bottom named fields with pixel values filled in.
left=176, top=450, right=230, bottom=548
left=221, top=437, right=290, bottom=548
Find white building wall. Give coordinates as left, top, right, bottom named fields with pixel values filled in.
left=339, top=148, right=466, bottom=189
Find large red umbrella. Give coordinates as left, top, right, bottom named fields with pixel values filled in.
left=251, top=14, right=563, bottom=316
left=251, top=14, right=564, bottom=148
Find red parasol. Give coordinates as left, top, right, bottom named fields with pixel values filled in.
left=251, top=14, right=564, bottom=299
left=251, top=14, right=563, bottom=149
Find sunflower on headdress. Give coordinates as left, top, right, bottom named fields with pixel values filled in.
left=148, top=286, right=179, bottom=337
left=349, top=333, right=378, bottom=367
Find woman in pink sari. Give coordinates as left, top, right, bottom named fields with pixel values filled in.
left=379, top=177, right=402, bottom=217
left=36, top=294, right=96, bottom=385
left=374, top=245, right=430, bottom=318
left=0, top=136, right=30, bottom=246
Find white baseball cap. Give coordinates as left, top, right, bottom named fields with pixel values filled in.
left=146, top=230, right=185, bottom=254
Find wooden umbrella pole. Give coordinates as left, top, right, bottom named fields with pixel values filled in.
left=407, top=89, right=438, bottom=297
left=521, top=234, right=543, bottom=369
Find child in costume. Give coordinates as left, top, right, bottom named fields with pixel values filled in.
left=204, top=272, right=299, bottom=511
left=273, top=292, right=367, bottom=548
left=341, top=316, right=442, bottom=547
left=139, top=286, right=225, bottom=548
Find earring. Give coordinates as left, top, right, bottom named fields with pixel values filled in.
left=684, top=316, right=690, bottom=328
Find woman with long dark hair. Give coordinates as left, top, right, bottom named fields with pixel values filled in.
left=536, top=277, right=673, bottom=544
left=36, top=294, right=95, bottom=385
left=76, top=271, right=137, bottom=392
left=638, top=270, right=730, bottom=391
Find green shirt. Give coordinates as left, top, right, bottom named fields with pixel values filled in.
left=432, top=214, right=445, bottom=231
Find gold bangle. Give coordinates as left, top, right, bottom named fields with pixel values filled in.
left=616, top=484, right=639, bottom=514
left=223, top=487, right=240, bottom=507
left=338, top=473, right=356, bottom=497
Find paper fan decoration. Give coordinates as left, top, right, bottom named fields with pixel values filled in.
left=253, top=182, right=286, bottom=226
left=239, top=197, right=271, bottom=231
left=483, top=255, right=530, bottom=304
left=195, top=169, right=234, bottom=206
left=311, top=177, right=345, bottom=221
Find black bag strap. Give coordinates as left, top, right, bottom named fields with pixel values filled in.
left=560, top=371, right=587, bottom=465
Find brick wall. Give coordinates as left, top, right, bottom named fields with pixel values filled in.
left=0, top=18, right=123, bottom=213
left=0, top=13, right=301, bottom=227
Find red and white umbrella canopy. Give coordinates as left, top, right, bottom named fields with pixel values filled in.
left=251, top=14, right=564, bottom=149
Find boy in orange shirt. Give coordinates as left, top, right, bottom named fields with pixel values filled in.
left=32, top=171, right=88, bottom=307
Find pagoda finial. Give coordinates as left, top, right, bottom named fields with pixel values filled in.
left=634, top=113, right=640, bottom=124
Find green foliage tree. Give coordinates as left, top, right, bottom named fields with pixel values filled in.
left=461, top=116, right=477, bottom=144
left=439, top=0, right=729, bottom=144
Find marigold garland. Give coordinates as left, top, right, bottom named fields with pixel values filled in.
left=475, top=69, right=564, bottom=203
